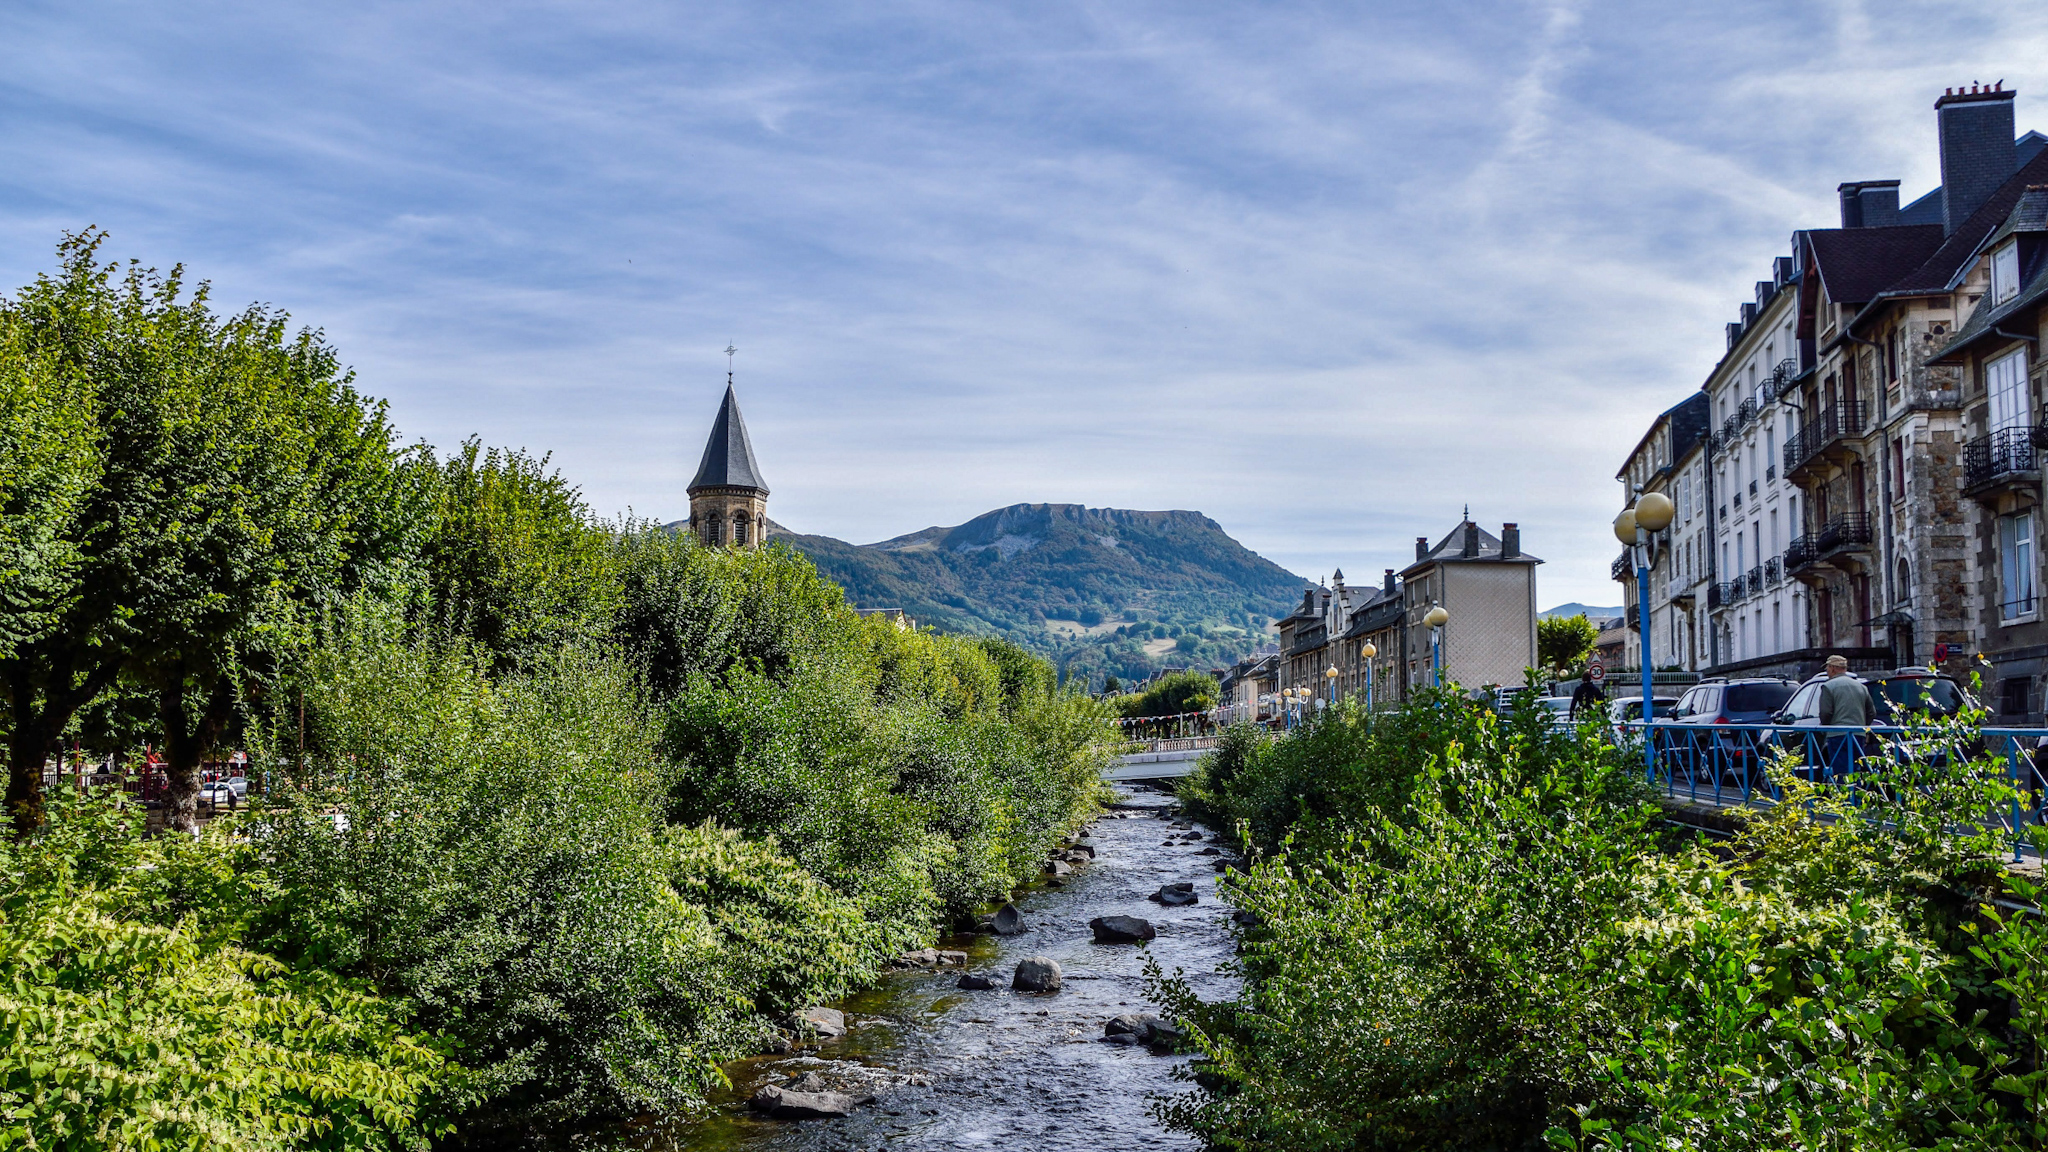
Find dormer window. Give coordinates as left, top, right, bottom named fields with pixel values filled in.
left=1992, top=241, right=2020, bottom=304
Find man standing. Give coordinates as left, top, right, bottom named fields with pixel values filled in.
left=1816, top=654, right=1870, bottom=779
left=1569, top=675, right=1606, bottom=722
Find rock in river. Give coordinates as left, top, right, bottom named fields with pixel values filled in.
left=1013, top=955, right=1063, bottom=992
left=750, top=1084, right=856, bottom=1120
left=1090, top=915, right=1156, bottom=943
left=990, top=902, right=1027, bottom=936
left=957, top=972, right=996, bottom=990
left=1149, top=882, right=1199, bottom=906
left=789, top=1006, right=846, bottom=1038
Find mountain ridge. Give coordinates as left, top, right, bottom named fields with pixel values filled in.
left=759, top=502, right=1308, bottom=684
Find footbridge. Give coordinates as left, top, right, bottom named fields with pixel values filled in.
left=1108, top=736, right=1220, bottom=782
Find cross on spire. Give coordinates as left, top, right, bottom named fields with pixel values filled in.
left=724, top=343, right=738, bottom=385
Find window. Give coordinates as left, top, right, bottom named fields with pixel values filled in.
left=1772, top=601, right=1782, bottom=650
left=2001, top=511, right=2036, bottom=622
left=1765, top=427, right=1775, bottom=476
left=1893, top=436, right=1907, bottom=497
left=1769, top=509, right=1779, bottom=554
left=1988, top=349, right=2029, bottom=432
left=1992, top=241, right=2021, bottom=304
left=1895, top=558, right=1911, bottom=606
left=734, top=515, right=750, bottom=545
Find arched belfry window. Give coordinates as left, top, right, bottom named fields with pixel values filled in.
left=704, top=516, right=722, bottom=546
left=734, top=512, right=751, bottom=546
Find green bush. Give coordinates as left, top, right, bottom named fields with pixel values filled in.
left=1156, top=690, right=2048, bottom=1151
left=0, top=791, right=457, bottom=1151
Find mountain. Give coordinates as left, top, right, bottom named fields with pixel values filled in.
left=770, top=503, right=1309, bottom=686
left=1541, top=603, right=1623, bottom=622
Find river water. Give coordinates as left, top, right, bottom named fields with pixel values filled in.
left=645, top=788, right=1237, bottom=1151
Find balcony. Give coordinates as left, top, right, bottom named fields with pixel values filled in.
left=1784, top=402, right=1868, bottom=480
left=1710, top=580, right=1742, bottom=609
left=1738, top=398, right=1759, bottom=425
left=1764, top=557, right=1781, bottom=586
left=1786, top=515, right=1874, bottom=580
left=1747, top=565, right=1763, bottom=593
left=1963, top=426, right=2040, bottom=497
left=1748, top=479, right=1758, bottom=498
left=1769, top=357, right=1797, bottom=389
left=1667, top=577, right=1696, bottom=606
left=1611, top=552, right=1632, bottom=582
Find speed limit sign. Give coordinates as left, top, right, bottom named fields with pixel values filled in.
left=1586, top=661, right=1605, bottom=682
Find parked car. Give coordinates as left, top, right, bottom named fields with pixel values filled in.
left=1770, top=668, right=1974, bottom=774
left=1606, top=695, right=1679, bottom=745
left=1661, top=677, right=1798, bottom=787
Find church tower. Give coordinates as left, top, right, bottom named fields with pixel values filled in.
left=687, top=382, right=769, bottom=548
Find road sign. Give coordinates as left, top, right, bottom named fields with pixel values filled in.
left=1586, top=661, right=1605, bottom=682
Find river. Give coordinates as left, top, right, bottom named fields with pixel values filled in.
left=641, top=787, right=1237, bottom=1151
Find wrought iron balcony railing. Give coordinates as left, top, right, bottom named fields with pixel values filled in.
left=1612, top=552, right=1632, bottom=582
left=1785, top=535, right=1820, bottom=572
left=1815, top=514, right=1873, bottom=553
left=1747, top=565, right=1763, bottom=593
left=1963, top=426, right=2038, bottom=489
left=1784, top=402, right=1868, bottom=473
left=1764, top=557, right=1782, bottom=585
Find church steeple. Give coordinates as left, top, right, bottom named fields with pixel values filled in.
left=687, top=378, right=770, bottom=549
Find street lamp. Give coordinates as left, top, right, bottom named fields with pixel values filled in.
left=1423, top=603, right=1449, bottom=687
left=1361, top=641, right=1377, bottom=711
left=1616, top=489, right=1674, bottom=781
left=1325, top=665, right=1339, bottom=706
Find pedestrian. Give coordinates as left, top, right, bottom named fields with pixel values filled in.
left=1569, top=676, right=1606, bottom=722
left=1816, top=654, right=1870, bottom=780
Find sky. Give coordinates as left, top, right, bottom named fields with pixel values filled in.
left=5, top=1, right=2048, bottom=609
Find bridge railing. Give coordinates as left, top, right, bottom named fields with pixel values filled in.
left=1624, top=719, right=2047, bottom=861
left=1129, top=736, right=1222, bottom=754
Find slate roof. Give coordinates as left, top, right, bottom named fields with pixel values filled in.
left=1401, top=522, right=1543, bottom=577
left=1932, top=186, right=2048, bottom=362
left=1805, top=225, right=1946, bottom=306
left=687, top=384, right=769, bottom=493
left=1871, top=146, right=2048, bottom=300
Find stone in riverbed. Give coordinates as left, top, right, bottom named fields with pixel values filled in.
left=1013, top=956, right=1063, bottom=992
left=893, top=948, right=940, bottom=967
left=1045, top=859, right=1072, bottom=876
left=990, top=902, right=1027, bottom=936
left=1198, top=847, right=1221, bottom=855
left=789, top=1007, right=846, bottom=1038
left=937, top=949, right=968, bottom=966
left=784, top=1071, right=829, bottom=1093
left=957, top=972, right=996, bottom=990
left=750, top=1084, right=856, bottom=1120
left=1149, top=883, right=1198, bottom=906
left=1090, top=915, right=1156, bottom=943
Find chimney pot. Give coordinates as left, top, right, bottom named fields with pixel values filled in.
left=1501, top=522, right=1520, bottom=559
left=1415, top=536, right=1428, bottom=561
left=1461, top=522, right=1479, bottom=559
left=1383, top=568, right=1396, bottom=594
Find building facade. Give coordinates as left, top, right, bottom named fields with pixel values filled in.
left=1399, top=520, right=1542, bottom=692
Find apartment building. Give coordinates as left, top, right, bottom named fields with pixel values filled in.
left=1704, top=253, right=1810, bottom=675
left=1613, top=393, right=1709, bottom=671
left=1616, top=83, right=2048, bottom=691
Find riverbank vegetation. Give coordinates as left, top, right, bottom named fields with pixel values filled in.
left=0, top=234, right=1114, bottom=1147
left=1163, top=690, right=2048, bottom=1150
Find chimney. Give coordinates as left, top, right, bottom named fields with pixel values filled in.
left=1837, top=180, right=1902, bottom=228
left=1501, top=523, right=1520, bottom=559
left=1415, top=536, right=1428, bottom=561
left=1383, top=568, right=1396, bottom=594
left=1461, top=521, right=1479, bottom=558
left=1936, top=84, right=2018, bottom=235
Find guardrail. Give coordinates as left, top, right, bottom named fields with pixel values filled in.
left=1627, top=720, right=2046, bottom=861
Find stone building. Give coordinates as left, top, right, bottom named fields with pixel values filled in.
left=1399, top=519, right=1541, bottom=692
left=687, top=382, right=770, bottom=548
left=1930, top=183, right=2048, bottom=719
left=1337, top=569, right=1405, bottom=705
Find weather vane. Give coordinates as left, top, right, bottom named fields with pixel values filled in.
left=724, top=343, right=738, bottom=384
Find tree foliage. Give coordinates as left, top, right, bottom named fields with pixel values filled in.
left=1537, top=612, right=1599, bottom=673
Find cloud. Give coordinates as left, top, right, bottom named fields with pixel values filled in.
left=3, top=0, right=2046, bottom=608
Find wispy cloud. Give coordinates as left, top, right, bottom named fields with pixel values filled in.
left=3, top=0, right=2047, bottom=604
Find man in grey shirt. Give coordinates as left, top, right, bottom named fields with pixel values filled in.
left=1816, top=654, right=1870, bottom=777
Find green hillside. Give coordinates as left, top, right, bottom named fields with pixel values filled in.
left=766, top=503, right=1307, bottom=687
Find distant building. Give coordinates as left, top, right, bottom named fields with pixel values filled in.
left=1399, top=519, right=1542, bottom=693
left=688, top=381, right=770, bottom=549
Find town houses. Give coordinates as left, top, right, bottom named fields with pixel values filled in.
left=1613, top=83, right=2048, bottom=722
left=1217, top=513, right=1542, bottom=720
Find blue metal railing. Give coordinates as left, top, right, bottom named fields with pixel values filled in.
left=1625, top=720, right=2048, bottom=862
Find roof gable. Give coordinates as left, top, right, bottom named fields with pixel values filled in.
left=1804, top=225, right=1946, bottom=306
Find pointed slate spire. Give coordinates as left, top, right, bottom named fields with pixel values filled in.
left=688, top=384, right=769, bottom=494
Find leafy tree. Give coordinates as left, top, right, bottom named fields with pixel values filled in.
left=419, top=439, right=619, bottom=671
left=1538, top=612, right=1599, bottom=673
left=1, top=233, right=420, bottom=834
left=1119, top=669, right=1219, bottom=718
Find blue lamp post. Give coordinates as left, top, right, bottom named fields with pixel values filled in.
left=1361, top=641, right=1377, bottom=711
left=1424, top=603, right=1449, bottom=687
left=1615, top=490, right=1675, bottom=782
